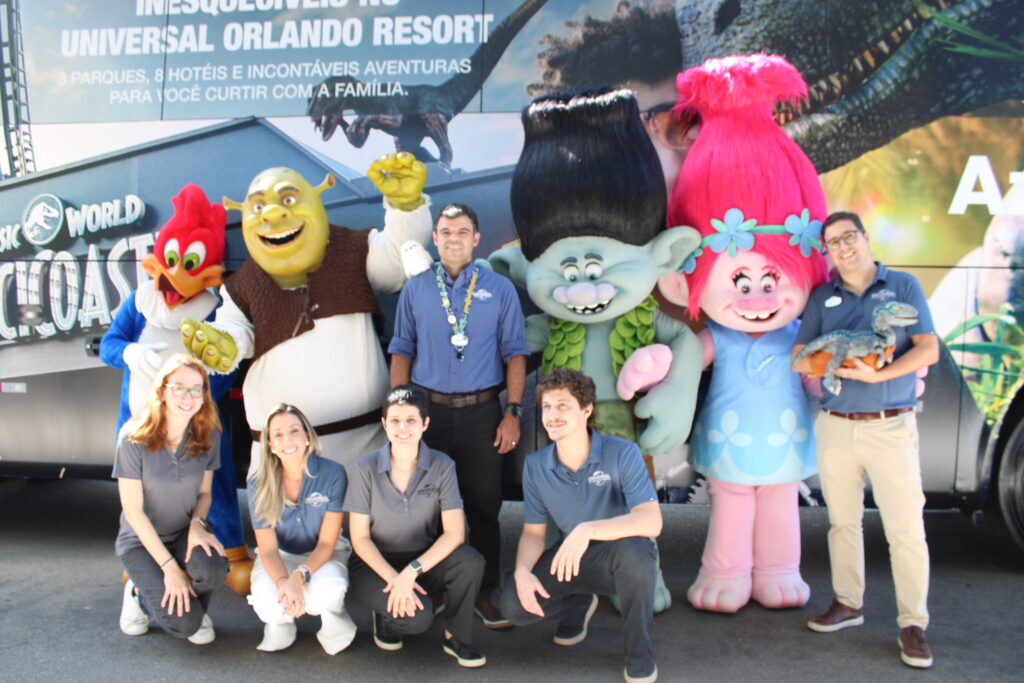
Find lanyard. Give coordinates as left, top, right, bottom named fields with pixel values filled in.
left=435, top=263, right=478, bottom=360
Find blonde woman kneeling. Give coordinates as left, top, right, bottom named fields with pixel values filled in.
left=247, top=403, right=357, bottom=654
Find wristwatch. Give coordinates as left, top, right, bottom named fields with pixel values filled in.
left=504, top=403, right=522, bottom=419
left=190, top=517, right=211, bottom=532
left=408, top=560, right=424, bottom=576
left=295, top=564, right=312, bottom=584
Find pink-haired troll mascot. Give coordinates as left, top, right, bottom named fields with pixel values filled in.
left=657, top=54, right=829, bottom=612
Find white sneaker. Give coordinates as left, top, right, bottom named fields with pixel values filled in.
left=187, top=614, right=215, bottom=645
left=257, top=621, right=297, bottom=652
left=119, top=581, right=149, bottom=636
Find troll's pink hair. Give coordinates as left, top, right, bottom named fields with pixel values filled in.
left=667, top=54, right=828, bottom=318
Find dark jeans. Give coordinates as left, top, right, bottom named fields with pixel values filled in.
left=494, top=537, right=657, bottom=672
left=347, top=545, right=484, bottom=645
left=119, top=531, right=228, bottom=639
left=422, top=397, right=503, bottom=592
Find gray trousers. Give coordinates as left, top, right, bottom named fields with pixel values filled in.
left=119, top=531, right=228, bottom=639
left=347, top=544, right=484, bottom=645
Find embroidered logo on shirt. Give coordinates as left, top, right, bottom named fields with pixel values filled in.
left=825, top=295, right=842, bottom=308
left=472, top=288, right=493, bottom=301
left=871, top=288, right=896, bottom=301
left=587, top=470, right=612, bottom=487
left=305, top=492, right=329, bottom=508
left=417, top=483, right=439, bottom=498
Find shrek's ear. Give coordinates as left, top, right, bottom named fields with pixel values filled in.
left=488, top=245, right=530, bottom=288
left=648, top=226, right=702, bottom=276
left=316, top=174, right=336, bottom=194
left=223, top=197, right=245, bottom=213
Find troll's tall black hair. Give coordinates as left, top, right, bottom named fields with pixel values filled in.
left=511, top=87, right=666, bottom=261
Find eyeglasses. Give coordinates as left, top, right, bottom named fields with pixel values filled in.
left=641, top=102, right=700, bottom=151
left=167, top=384, right=203, bottom=398
left=824, top=230, right=863, bottom=251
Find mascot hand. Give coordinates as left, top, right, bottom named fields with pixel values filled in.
left=181, top=318, right=237, bottom=373
left=634, top=386, right=688, bottom=456
left=400, top=240, right=434, bottom=279
left=123, top=342, right=168, bottom=386
left=368, top=152, right=426, bottom=211
left=617, top=344, right=672, bottom=401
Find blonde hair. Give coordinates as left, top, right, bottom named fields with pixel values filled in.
left=250, top=404, right=322, bottom=527
left=126, top=353, right=220, bottom=458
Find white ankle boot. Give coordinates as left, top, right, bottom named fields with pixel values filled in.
left=256, top=621, right=297, bottom=652
left=317, top=609, right=357, bottom=655
left=119, top=580, right=149, bottom=636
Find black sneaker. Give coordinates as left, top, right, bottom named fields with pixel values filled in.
left=553, top=594, right=599, bottom=646
left=443, top=635, right=487, bottom=668
left=372, top=611, right=402, bottom=651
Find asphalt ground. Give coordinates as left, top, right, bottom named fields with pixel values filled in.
left=1, top=477, right=1023, bottom=682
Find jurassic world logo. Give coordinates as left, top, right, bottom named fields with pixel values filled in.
left=0, top=192, right=152, bottom=343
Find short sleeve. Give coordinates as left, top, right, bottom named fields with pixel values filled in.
left=246, top=478, right=271, bottom=530
left=342, top=459, right=372, bottom=515
left=328, top=463, right=347, bottom=514
left=112, top=435, right=143, bottom=480
left=436, top=456, right=464, bottom=511
left=794, top=288, right=825, bottom=345
left=205, top=431, right=222, bottom=471
left=901, top=275, right=936, bottom=337
left=521, top=457, right=550, bottom=525
left=617, top=442, right=658, bottom=511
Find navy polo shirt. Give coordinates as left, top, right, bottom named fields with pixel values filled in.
left=795, top=262, right=935, bottom=413
left=247, top=455, right=346, bottom=555
left=388, top=264, right=529, bottom=394
left=343, top=442, right=463, bottom=554
left=522, top=432, right=657, bottom=536
left=112, top=425, right=221, bottom=556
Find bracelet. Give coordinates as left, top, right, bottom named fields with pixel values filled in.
left=159, top=557, right=175, bottom=570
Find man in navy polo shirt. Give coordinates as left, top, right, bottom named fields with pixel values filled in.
left=792, top=211, right=939, bottom=669
left=494, top=369, right=662, bottom=683
left=389, top=202, right=529, bottom=627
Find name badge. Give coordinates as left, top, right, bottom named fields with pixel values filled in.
left=825, top=295, right=842, bottom=308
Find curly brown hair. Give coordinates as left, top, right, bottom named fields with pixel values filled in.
left=536, top=368, right=597, bottom=425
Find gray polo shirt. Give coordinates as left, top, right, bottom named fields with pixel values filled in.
left=112, top=425, right=221, bottom=556
left=522, top=432, right=657, bottom=536
left=247, top=454, right=346, bottom=555
left=343, top=442, right=462, bottom=554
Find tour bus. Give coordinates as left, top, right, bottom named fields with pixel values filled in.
left=1, top=0, right=1022, bottom=554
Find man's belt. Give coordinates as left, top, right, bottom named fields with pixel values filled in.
left=250, top=407, right=382, bottom=442
left=823, top=406, right=913, bottom=421
left=421, top=386, right=499, bottom=409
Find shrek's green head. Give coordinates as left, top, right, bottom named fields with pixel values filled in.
left=225, top=167, right=335, bottom=287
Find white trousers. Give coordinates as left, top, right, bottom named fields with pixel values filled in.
left=248, top=545, right=352, bottom=625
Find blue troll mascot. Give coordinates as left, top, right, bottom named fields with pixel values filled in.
left=489, top=88, right=704, bottom=612
left=101, top=184, right=252, bottom=594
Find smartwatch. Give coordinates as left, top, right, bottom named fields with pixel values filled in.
left=504, top=403, right=522, bottom=419
left=295, top=564, right=312, bottom=584
left=408, top=560, right=424, bottom=576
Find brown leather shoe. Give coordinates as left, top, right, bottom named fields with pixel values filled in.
left=806, top=598, right=864, bottom=633
left=474, top=595, right=511, bottom=630
left=898, top=626, right=934, bottom=668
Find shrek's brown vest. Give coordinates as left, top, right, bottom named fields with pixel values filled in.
left=224, top=225, right=384, bottom=364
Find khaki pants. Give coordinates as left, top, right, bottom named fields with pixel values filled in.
left=815, top=411, right=929, bottom=629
